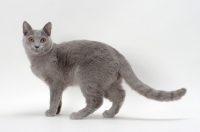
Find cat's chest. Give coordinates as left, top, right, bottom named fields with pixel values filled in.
left=30, top=61, right=55, bottom=80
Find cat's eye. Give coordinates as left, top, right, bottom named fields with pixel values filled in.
left=40, top=38, right=46, bottom=43
left=28, top=37, right=34, bottom=42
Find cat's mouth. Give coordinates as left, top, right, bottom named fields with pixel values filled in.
left=32, top=48, right=40, bottom=51
left=30, top=47, right=42, bottom=54
left=31, top=47, right=47, bottom=55
left=28, top=44, right=52, bottom=55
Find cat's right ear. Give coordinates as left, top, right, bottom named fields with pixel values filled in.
left=23, top=21, right=32, bottom=36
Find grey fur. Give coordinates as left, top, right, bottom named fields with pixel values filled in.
left=22, top=21, right=187, bottom=119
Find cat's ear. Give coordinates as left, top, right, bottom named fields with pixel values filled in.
left=23, top=21, right=32, bottom=36
left=43, top=22, right=52, bottom=36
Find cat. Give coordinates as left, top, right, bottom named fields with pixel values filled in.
left=22, top=21, right=186, bottom=120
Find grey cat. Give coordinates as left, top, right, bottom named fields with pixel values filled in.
left=22, top=21, right=186, bottom=120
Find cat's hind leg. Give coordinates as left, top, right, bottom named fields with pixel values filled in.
left=103, top=78, right=125, bottom=118
left=70, top=84, right=103, bottom=120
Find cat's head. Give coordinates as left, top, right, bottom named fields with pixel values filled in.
left=22, top=21, right=53, bottom=55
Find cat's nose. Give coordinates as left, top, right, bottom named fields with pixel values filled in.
left=35, top=46, right=39, bottom=49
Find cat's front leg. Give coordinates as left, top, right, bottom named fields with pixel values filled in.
left=45, top=86, right=64, bottom=117
left=56, top=100, right=62, bottom=114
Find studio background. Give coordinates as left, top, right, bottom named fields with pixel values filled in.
left=0, top=0, right=199, bottom=132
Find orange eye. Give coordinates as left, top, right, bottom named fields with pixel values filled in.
left=40, top=38, right=46, bottom=43
left=28, top=37, right=34, bottom=42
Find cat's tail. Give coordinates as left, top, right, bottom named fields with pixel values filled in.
left=117, top=52, right=186, bottom=102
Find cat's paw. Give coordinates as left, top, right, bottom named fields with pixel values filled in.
left=102, top=110, right=115, bottom=118
left=45, top=110, right=56, bottom=117
left=70, top=112, right=85, bottom=120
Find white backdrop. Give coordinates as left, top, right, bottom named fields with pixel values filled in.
left=0, top=0, right=200, bottom=132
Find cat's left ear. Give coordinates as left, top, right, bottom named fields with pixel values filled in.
left=43, top=22, right=52, bottom=36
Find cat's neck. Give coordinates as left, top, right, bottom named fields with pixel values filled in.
left=25, top=43, right=57, bottom=65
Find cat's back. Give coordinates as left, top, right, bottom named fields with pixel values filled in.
left=55, top=40, right=121, bottom=85
left=57, top=40, right=120, bottom=73
left=57, top=40, right=119, bottom=63
left=58, top=40, right=114, bottom=53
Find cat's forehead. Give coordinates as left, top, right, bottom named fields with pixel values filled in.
left=27, top=30, right=47, bottom=37
left=34, top=30, right=42, bottom=36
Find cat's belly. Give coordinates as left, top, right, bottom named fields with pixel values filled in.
left=59, top=66, right=80, bottom=86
